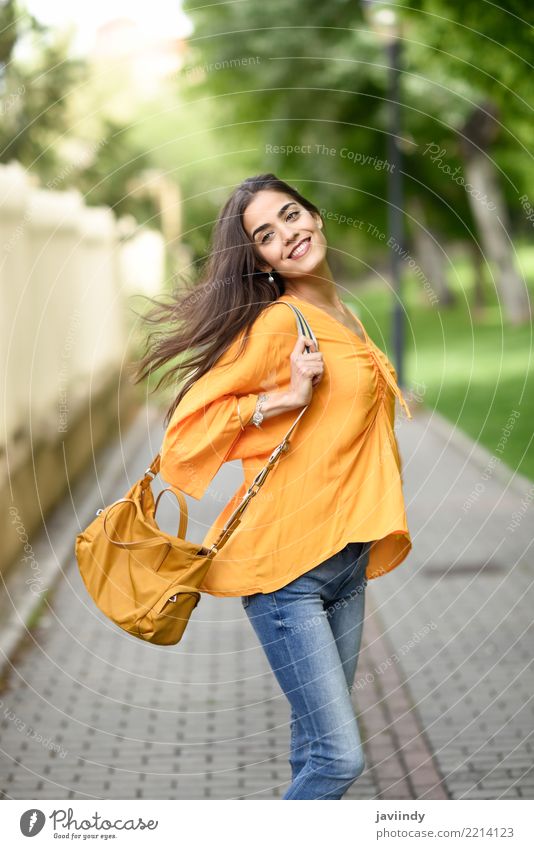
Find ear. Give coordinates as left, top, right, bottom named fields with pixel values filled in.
left=255, top=258, right=272, bottom=273
left=252, top=244, right=273, bottom=274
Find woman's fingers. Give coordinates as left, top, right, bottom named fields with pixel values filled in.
left=289, top=335, right=324, bottom=403
left=294, top=334, right=316, bottom=353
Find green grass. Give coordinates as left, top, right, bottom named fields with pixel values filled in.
left=347, top=243, right=534, bottom=481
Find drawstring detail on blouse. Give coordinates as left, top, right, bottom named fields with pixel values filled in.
left=344, top=303, right=413, bottom=421
left=368, top=348, right=413, bottom=420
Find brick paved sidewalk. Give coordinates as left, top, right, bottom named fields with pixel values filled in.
left=0, top=405, right=532, bottom=799
left=369, top=408, right=534, bottom=800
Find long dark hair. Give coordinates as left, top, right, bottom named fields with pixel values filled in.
left=130, top=173, right=323, bottom=426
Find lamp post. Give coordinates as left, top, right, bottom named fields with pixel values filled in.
left=362, top=2, right=406, bottom=388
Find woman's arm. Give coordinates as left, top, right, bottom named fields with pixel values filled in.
left=160, top=393, right=263, bottom=498
left=159, top=304, right=318, bottom=498
left=240, top=332, right=323, bottom=426
left=238, top=389, right=296, bottom=426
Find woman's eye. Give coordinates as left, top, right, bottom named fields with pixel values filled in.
left=258, top=210, right=300, bottom=244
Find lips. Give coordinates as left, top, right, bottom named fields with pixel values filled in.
left=287, top=236, right=311, bottom=259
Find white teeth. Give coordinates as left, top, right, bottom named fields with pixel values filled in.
left=290, top=238, right=310, bottom=258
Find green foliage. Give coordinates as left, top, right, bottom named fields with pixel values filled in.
left=180, top=0, right=391, bottom=260
left=72, top=116, right=155, bottom=222
left=0, top=2, right=86, bottom=178
left=178, top=0, right=534, bottom=264
left=397, top=0, right=534, bottom=223
left=0, top=1, right=156, bottom=221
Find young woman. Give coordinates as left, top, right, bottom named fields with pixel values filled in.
left=133, top=173, right=412, bottom=800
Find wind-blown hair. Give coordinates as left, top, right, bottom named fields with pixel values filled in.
left=130, top=173, right=323, bottom=426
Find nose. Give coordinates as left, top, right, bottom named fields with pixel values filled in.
left=283, top=227, right=300, bottom=245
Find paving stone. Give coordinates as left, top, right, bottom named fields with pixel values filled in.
left=1, top=406, right=532, bottom=800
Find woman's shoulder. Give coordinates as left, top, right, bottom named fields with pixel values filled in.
left=250, top=297, right=301, bottom=342
left=215, top=298, right=298, bottom=372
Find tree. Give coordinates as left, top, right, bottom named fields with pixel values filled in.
left=459, top=102, right=529, bottom=324
left=0, top=1, right=86, bottom=178
left=180, top=0, right=533, bottom=319
left=0, top=1, right=156, bottom=222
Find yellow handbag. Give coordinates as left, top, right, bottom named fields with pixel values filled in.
left=74, top=302, right=317, bottom=646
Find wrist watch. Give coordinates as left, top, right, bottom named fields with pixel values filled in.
left=251, top=393, right=268, bottom=428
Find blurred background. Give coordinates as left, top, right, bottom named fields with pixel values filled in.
left=1, top=0, right=533, bottom=802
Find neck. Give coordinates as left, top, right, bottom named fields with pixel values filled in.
left=283, top=258, right=340, bottom=306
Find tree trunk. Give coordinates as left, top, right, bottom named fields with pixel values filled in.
left=460, top=102, right=530, bottom=325
left=462, top=153, right=530, bottom=324
left=469, top=239, right=486, bottom=317
left=408, top=197, right=455, bottom=307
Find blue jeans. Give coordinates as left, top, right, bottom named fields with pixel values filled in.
left=241, top=540, right=371, bottom=800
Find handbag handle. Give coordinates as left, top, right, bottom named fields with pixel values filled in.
left=154, top=486, right=188, bottom=538
left=102, top=483, right=188, bottom=549
left=145, top=301, right=318, bottom=556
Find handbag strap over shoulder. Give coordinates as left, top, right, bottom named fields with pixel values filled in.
left=144, top=301, right=318, bottom=556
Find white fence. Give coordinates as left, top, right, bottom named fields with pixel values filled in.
left=0, top=161, right=166, bottom=453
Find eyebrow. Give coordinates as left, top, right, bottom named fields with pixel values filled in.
left=251, top=201, right=297, bottom=241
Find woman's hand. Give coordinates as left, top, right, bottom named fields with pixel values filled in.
left=287, top=335, right=324, bottom=407
left=241, top=335, right=324, bottom=425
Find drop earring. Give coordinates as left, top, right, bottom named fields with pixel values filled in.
left=268, top=271, right=274, bottom=283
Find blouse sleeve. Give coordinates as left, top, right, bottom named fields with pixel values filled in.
left=159, top=302, right=300, bottom=499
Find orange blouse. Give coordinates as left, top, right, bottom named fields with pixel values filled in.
left=159, top=292, right=413, bottom=596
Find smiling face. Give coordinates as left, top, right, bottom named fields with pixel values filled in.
left=242, top=189, right=327, bottom=278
